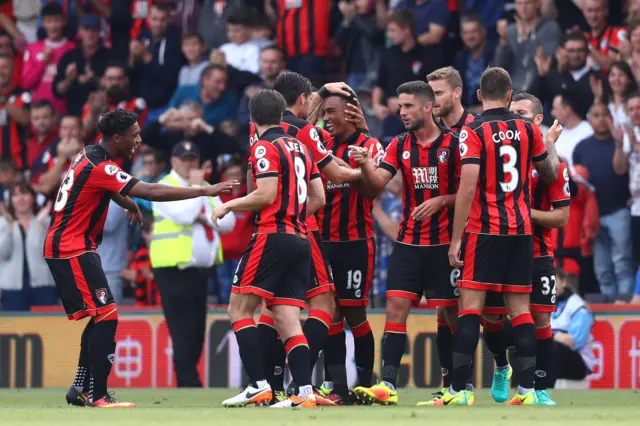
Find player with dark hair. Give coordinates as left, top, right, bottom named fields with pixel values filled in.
left=44, top=109, right=237, bottom=408
left=480, top=92, right=569, bottom=406
left=215, top=89, right=328, bottom=409
left=314, top=87, right=385, bottom=404
left=443, top=67, right=559, bottom=406
left=349, top=81, right=461, bottom=406
left=250, top=73, right=366, bottom=404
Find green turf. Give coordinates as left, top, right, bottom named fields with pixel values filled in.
left=1, top=389, right=639, bottom=425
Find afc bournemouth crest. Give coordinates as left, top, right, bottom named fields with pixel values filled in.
left=95, top=288, right=108, bottom=305
left=437, top=148, right=449, bottom=163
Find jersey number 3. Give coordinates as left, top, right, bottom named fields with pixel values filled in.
left=499, top=145, right=519, bottom=193
left=54, top=169, right=75, bottom=212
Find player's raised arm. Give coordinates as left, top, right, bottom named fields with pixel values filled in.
left=533, top=120, right=560, bottom=184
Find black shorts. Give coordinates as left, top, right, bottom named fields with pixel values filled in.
left=232, top=233, right=311, bottom=308
left=387, top=242, right=459, bottom=307
left=530, top=257, right=557, bottom=312
left=45, top=252, right=115, bottom=321
left=459, top=233, right=533, bottom=293
left=325, top=238, right=375, bottom=307
left=308, top=231, right=335, bottom=299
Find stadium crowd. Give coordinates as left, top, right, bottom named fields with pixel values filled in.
left=0, top=0, right=639, bottom=313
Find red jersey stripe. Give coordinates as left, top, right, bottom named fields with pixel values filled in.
left=532, top=162, right=571, bottom=257
left=0, top=89, right=31, bottom=169
left=275, top=0, right=329, bottom=57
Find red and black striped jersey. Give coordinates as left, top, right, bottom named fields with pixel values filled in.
left=43, top=144, right=139, bottom=259
left=379, top=128, right=461, bottom=246
left=459, top=108, right=548, bottom=236
left=440, top=109, right=475, bottom=134
left=275, top=0, right=329, bottom=57
left=0, top=88, right=31, bottom=169
left=317, top=131, right=384, bottom=242
left=532, top=162, right=571, bottom=257
left=249, top=126, right=319, bottom=238
left=250, top=111, right=332, bottom=231
left=130, top=0, right=152, bottom=40
left=585, top=26, right=626, bottom=57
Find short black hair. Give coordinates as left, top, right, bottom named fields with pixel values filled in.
left=227, top=8, right=251, bottom=26
left=480, top=67, right=512, bottom=101
left=460, top=13, right=485, bottom=27
left=201, top=64, right=226, bottom=81
left=626, top=90, right=640, bottom=103
left=562, top=30, right=588, bottom=46
left=397, top=81, right=435, bottom=104
left=105, top=59, right=127, bottom=73
left=32, top=99, right=55, bottom=113
left=249, top=89, right=286, bottom=126
left=274, top=72, right=314, bottom=107
left=151, top=2, right=174, bottom=13
left=512, top=92, right=543, bottom=116
left=97, top=109, right=139, bottom=138
left=42, top=2, right=64, bottom=17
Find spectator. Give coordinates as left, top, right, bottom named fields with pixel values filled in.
left=216, top=155, right=252, bottom=304
left=142, top=100, right=244, bottom=182
left=550, top=267, right=596, bottom=386
left=540, top=0, right=588, bottom=32
left=133, top=148, right=166, bottom=213
left=0, top=31, right=24, bottom=89
left=150, top=141, right=235, bottom=387
left=218, top=9, right=261, bottom=75
left=494, top=0, right=561, bottom=94
left=625, top=18, right=640, bottom=78
left=392, top=0, right=449, bottom=64
left=592, top=61, right=638, bottom=126
left=82, top=61, right=147, bottom=142
left=178, top=32, right=208, bottom=87
left=573, top=102, right=633, bottom=298
left=109, top=0, right=151, bottom=62
left=249, top=15, right=275, bottom=50
left=97, top=201, right=129, bottom=304
left=208, top=47, right=262, bottom=100
left=583, top=0, right=625, bottom=72
left=26, top=100, right=58, bottom=170
left=237, top=47, right=286, bottom=137
left=464, top=0, right=505, bottom=40
left=267, top=0, right=330, bottom=87
left=129, top=2, right=185, bottom=120
left=551, top=91, right=594, bottom=167
left=53, top=14, right=113, bottom=117
left=0, top=53, right=31, bottom=170
left=537, top=31, right=595, bottom=107
left=0, top=183, right=56, bottom=311
left=373, top=10, right=430, bottom=138
left=0, top=159, right=20, bottom=204
left=122, top=214, right=160, bottom=306
left=30, top=114, right=84, bottom=197
left=21, top=3, right=75, bottom=114
left=6, top=0, right=39, bottom=44
left=454, top=14, right=495, bottom=109
left=198, top=0, right=247, bottom=50
left=168, top=64, right=238, bottom=127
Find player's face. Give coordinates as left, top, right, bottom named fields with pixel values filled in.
left=608, top=66, right=631, bottom=96
left=627, top=97, right=640, bottom=125
left=430, top=79, right=456, bottom=118
left=31, top=106, right=55, bottom=136
left=43, top=15, right=64, bottom=40
left=565, top=40, right=588, bottom=70
left=297, top=93, right=313, bottom=119
left=510, top=99, right=544, bottom=126
left=59, top=116, right=81, bottom=139
left=0, top=57, right=12, bottom=87
left=322, top=96, right=350, bottom=137
left=588, top=103, right=611, bottom=135
left=398, top=93, right=428, bottom=130
left=583, top=0, right=607, bottom=29
left=116, top=122, right=142, bottom=158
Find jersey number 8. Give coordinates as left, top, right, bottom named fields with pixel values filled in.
left=54, top=169, right=75, bottom=212
left=294, top=157, right=307, bottom=204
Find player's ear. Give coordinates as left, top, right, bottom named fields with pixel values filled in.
left=476, top=89, right=483, bottom=103
left=454, top=87, right=462, bottom=100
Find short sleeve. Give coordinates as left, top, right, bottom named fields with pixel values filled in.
left=91, top=162, right=139, bottom=195
left=365, top=137, right=385, bottom=166
left=548, top=163, right=571, bottom=208
left=250, top=141, right=280, bottom=179
left=379, top=136, right=400, bottom=176
left=429, top=0, right=450, bottom=27
left=531, top=124, right=548, bottom=161
left=310, top=160, right=320, bottom=180
left=459, top=126, right=481, bottom=165
left=299, top=124, right=331, bottom=169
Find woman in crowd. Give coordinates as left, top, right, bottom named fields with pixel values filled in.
left=593, top=61, right=639, bottom=126
left=0, top=182, right=57, bottom=311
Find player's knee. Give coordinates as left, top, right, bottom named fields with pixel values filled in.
left=385, top=297, right=411, bottom=324
left=458, top=288, right=484, bottom=311
left=531, top=310, right=550, bottom=327
left=503, top=293, right=530, bottom=318
left=309, top=293, right=335, bottom=317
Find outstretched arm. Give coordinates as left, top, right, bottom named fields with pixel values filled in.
left=127, top=180, right=237, bottom=201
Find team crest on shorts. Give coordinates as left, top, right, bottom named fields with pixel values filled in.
left=95, top=288, right=108, bottom=305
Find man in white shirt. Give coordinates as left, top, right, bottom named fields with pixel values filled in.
left=151, top=141, right=236, bottom=387
left=218, top=9, right=260, bottom=75
left=551, top=92, right=594, bottom=168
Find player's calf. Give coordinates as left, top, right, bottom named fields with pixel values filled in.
left=343, top=306, right=375, bottom=388
left=257, top=310, right=286, bottom=394
left=531, top=310, right=555, bottom=403
left=505, top=293, right=537, bottom=398
left=67, top=318, right=95, bottom=406
left=305, top=292, right=335, bottom=370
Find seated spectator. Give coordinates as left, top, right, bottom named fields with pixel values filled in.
left=537, top=31, right=595, bottom=108
left=392, top=0, right=450, bottom=65
left=142, top=100, right=245, bottom=182
left=30, top=114, right=84, bottom=197
left=0, top=53, right=31, bottom=170
left=26, top=100, right=58, bottom=171
left=168, top=64, right=238, bottom=127
left=494, top=0, right=561, bottom=94
left=551, top=268, right=596, bottom=385
left=551, top=91, right=594, bottom=168
left=82, top=61, right=147, bottom=142
left=249, top=15, right=275, bottom=50
left=573, top=102, right=633, bottom=298
left=583, top=0, right=625, bottom=72
left=0, top=183, right=57, bottom=311
left=335, top=0, right=384, bottom=91
left=129, top=2, right=185, bottom=120
left=179, top=32, right=208, bottom=87
left=219, top=9, right=260, bottom=75
left=592, top=61, right=638, bottom=126
left=0, top=159, right=20, bottom=204
left=133, top=148, right=166, bottom=213
left=21, top=3, right=75, bottom=114
left=454, top=14, right=495, bottom=109
left=53, top=14, right=113, bottom=117
left=97, top=200, right=129, bottom=304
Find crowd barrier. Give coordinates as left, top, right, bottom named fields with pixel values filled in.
left=1, top=307, right=639, bottom=389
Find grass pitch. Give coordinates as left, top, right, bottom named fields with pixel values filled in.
left=1, top=388, right=639, bottom=425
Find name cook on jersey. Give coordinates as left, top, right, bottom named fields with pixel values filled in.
left=459, top=128, right=523, bottom=147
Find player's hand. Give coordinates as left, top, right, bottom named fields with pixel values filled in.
left=546, top=119, right=564, bottom=144
left=448, top=239, right=463, bottom=268
left=207, top=180, right=239, bottom=196
left=65, top=62, right=78, bottom=81
left=374, top=104, right=389, bottom=121
left=348, top=145, right=371, bottom=165
left=36, top=201, right=53, bottom=223
left=127, top=204, right=143, bottom=225
left=211, top=204, right=230, bottom=227
left=412, top=197, right=444, bottom=221
left=307, top=92, right=323, bottom=125
left=345, top=101, right=370, bottom=133
left=323, top=82, right=357, bottom=98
